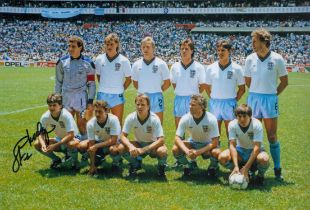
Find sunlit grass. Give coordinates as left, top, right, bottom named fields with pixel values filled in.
left=0, top=68, right=309, bottom=209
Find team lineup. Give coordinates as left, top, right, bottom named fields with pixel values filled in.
left=34, top=28, right=288, bottom=189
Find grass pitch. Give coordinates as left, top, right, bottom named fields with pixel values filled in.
left=0, top=67, right=309, bottom=209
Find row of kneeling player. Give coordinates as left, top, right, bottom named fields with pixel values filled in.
left=35, top=93, right=270, bottom=186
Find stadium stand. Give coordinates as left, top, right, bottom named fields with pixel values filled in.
left=0, top=0, right=309, bottom=69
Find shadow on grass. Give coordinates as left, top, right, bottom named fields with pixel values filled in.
left=246, top=177, right=295, bottom=192
left=174, top=168, right=226, bottom=185
left=37, top=167, right=80, bottom=178
left=123, top=163, right=168, bottom=183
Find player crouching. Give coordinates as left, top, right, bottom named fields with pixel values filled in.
left=34, top=93, right=81, bottom=170
left=218, top=104, right=270, bottom=186
left=172, top=94, right=221, bottom=178
left=119, top=94, right=168, bottom=177
left=77, top=100, right=122, bottom=177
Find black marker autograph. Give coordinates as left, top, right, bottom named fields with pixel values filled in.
left=12, top=122, right=55, bottom=173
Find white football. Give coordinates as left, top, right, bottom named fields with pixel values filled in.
left=229, top=173, right=248, bottom=190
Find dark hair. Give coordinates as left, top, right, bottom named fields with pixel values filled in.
left=180, top=38, right=195, bottom=58
left=47, top=93, right=62, bottom=105
left=216, top=39, right=232, bottom=50
left=69, top=36, right=84, bottom=52
left=234, top=104, right=252, bottom=117
left=191, top=94, right=207, bottom=111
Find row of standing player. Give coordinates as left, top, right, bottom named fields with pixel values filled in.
left=41, top=28, right=288, bottom=181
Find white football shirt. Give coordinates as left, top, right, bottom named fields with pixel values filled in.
left=170, top=60, right=206, bottom=96
left=87, top=113, right=121, bottom=142
left=95, top=53, right=131, bottom=94
left=176, top=112, right=219, bottom=143
left=205, top=61, right=244, bottom=99
left=132, top=57, right=170, bottom=93
left=123, top=112, right=164, bottom=143
left=228, top=118, right=263, bottom=149
left=244, top=51, right=287, bottom=94
left=40, top=108, right=79, bottom=139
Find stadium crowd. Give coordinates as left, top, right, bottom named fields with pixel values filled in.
left=0, top=18, right=308, bottom=65
left=1, top=0, right=308, bottom=8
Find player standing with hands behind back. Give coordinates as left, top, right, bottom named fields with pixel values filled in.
left=132, top=36, right=170, bottom=124
left=244, top=28, right=288, bottom=180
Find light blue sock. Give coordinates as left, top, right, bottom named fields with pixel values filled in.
left=269, top=141, right=281, bottom=169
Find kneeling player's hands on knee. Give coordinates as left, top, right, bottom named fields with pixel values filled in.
left=41, top=144, right=47, bottom=152
left=137, top=148, right=145, bottom=155
left=188, top=149, right=197, bottom=159
left=88, top=145, right=98, bottom=153
left=129, top=146, right=139, bottom=157
left=47, top=144, right=56, bottom=152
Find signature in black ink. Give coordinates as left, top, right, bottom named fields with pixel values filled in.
left=12, top=122, right=55, bottom=173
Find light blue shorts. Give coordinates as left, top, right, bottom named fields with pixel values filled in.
left=236, top=146, right=253, bottom=162
left=55, top=135, right=81, bottom=142
left=209, top=98, right=237, bottom=121
left=97, top=92, right=125, bottom=108
left=236, top=146, right=265, bottom=162
left=145, top=92, right=164, bottom=113
left=173, top=95, right=191, bottom=117
left=247, top=92, right=278, bottom=118
left=187, top=139, right=213, bottom=159
left=188, top=138, right=210, bottom=150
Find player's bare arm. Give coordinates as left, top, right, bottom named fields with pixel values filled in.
left=277, top=75, right=288, bottom=95
left=123, top=76, right=132, bottom=90
left=161, top=79, right=171, bottom=91
left=137, top=136, right=164, bottom=155
left=236, top=85, right=245, bottom=101
left=175, top=135, right=190, bottom=156
left=229, top=140, right=239, bottom=174
left=244, top=76, right=251, bottom=88
left=46, top=131, right=74, bottom=152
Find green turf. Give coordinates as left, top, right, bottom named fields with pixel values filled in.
left=0, top=67, right=309, bottom=209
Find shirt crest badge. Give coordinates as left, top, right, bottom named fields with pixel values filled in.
left=146, top=126, right=152, bottom=133
left=267, top=62, right=274, bottom=71
left=190, top=69, right=196, bottom=78
left=202, top=125, right=208, bottom=132
left=105, top=127, right=110, bottom=134
left=227, top=71, right=233, bottom=79
left=152, top=65, right=158, bottom=73
left=115, top=63, right=121, bottom=71
left=248, top=132, right=254, bottom=140
left=59, top=121, right=65, bottom=128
